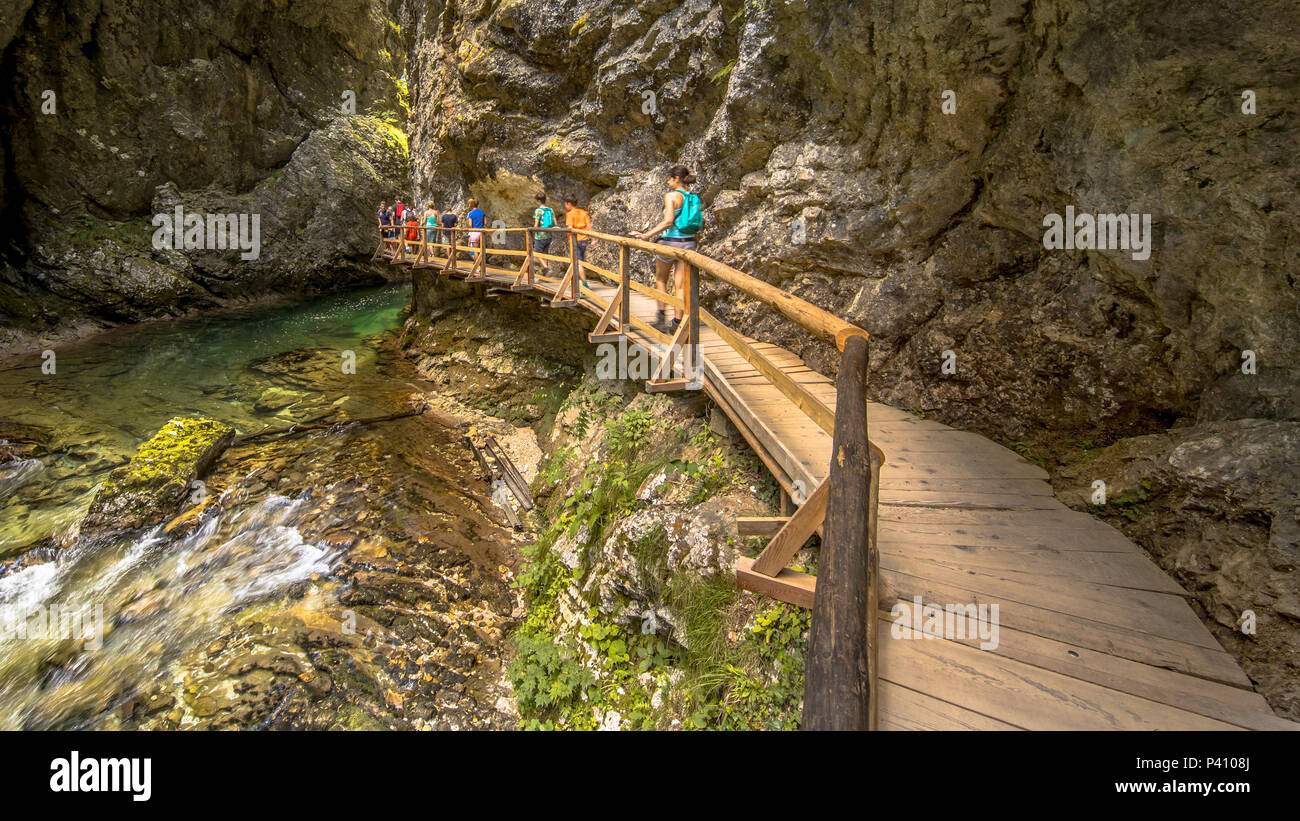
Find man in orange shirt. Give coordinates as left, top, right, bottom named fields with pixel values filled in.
left=564, top=195, right=591, bottom=286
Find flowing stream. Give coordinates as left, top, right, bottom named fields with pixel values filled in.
left=0, top=285, right=520, bottom=729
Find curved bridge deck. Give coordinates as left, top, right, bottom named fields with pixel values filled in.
left=379, top=228, right=1293, bottom=731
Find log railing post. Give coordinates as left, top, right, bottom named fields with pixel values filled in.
left=619, top=244, right=630, bottom=333
left=803, top=333, right=874, bottom=731
left=444, top=228, right=458, bottom=274
left=468, top=229, right=487, bottom=280
left=686, top=263, right=699, bottom=385
left=570, top=232, right=580, bottom=301
left=513, top=230, right=535, bottom=291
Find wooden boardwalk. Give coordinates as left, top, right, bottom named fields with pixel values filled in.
left=380, top=231, right=1295, bottom=731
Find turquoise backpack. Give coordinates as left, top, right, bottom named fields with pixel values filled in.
left=673, top=189, right=703, bottom=235
left=538, top=206, right=555, bottom=229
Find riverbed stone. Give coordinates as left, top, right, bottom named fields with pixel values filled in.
left=79, top=417, right=234, bottom=537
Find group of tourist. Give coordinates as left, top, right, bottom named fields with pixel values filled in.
left=376, top=198, right=485, bottom=256
left=376, top=165, right=702, bottom=333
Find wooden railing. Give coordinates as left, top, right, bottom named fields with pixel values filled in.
left=375, top=219, right=879, bottom=729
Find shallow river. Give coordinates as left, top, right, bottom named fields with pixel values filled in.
left=0, top=285, right=519, bottom=729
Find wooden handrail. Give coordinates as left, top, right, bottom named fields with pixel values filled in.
left=378, top=222, right=858, bottom=434
left=396, top=224, right=868, bottom=350
left=560, top=226, right=868, bottom=351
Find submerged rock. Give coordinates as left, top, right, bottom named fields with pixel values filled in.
left=80, top=417, right=234, bottom=536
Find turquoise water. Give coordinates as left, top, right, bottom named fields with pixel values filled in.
left=0, top=284, right=412, bottom=555
left=0, top=281, right=519, bottom=729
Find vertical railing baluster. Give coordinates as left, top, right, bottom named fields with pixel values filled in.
left=568, top=232, right=578, bottom=299
left=619, top=244, right=630, bottom=334
left=687, top=262, right=700, bottom=384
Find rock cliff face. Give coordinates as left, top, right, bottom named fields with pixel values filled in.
left=400, top=0, right=1296, bottom=438
left=398, top=0, right=1298, bottom=714
left=0, top=0, right=411, bottom=346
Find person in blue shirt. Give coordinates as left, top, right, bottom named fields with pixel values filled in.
left=377, top=200, right=394, bottom=252
left=466, top=198, right=486, bottom=259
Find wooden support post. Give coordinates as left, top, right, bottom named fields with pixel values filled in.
left=391, top=227, right=407, bottom=264
left=571, top=231, right=581, bottom=300
left=619, top=244, right=630, bottom=334
left=444, top=230, right=458, bottom=275
left=686, top=263, right=700, bottom=386
left=646, top=313, right=692, bottom=392
left=412, top=227, right=431, bottom=268
left=646, top=265, right=700, bottom=392
left=513, top=231, right=535, bottom=291
left=466, top=230, right=487, bottom=281
left=588, top=244, right=629, bottom=342
left=749, top=478, right=828, bottom=577
left=803, top=334, right=874, bottom=731
left=549, top=233, right=579, bottom=307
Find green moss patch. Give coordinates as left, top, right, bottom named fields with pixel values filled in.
left=82, top=417, right=234, bottom=534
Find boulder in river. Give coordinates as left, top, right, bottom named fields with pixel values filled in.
left=80, top=417, right=234, bottom=537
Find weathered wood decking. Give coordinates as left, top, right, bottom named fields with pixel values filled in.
left=383, top=236, right=1294, bottom=731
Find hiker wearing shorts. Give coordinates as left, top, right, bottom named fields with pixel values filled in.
left=533, top=193, right=555, bottom=255
left=632, top=166, right=701, bottom=331
left=440, top=208, right=458, bottom=255
left=564, top=196, right=591, bottom=287
left=422, top=202, right=439, bottom=253
left=467, top=198, right=486, bottom=259
left=403, top=209, right=420, bottom=254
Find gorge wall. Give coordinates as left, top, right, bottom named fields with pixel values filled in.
left=398, top=0, right=1298, bottom=714
left=0, top=0, right=411, bottom=347
left=0, top=0, right=1294, bottom=716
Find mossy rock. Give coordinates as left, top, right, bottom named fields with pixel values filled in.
left=80, top=417, right=234, bottom=536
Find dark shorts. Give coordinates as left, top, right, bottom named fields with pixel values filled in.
left=534, top=237, right=552, bottom=255
left=654, top=235, right=696, bottom=263
left=575, top=240, right=589, bottom=261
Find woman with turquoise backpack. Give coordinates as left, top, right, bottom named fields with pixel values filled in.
left=632, top=165, right=703, bottom=332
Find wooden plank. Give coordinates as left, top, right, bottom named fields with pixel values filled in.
left=703, top=385, right=797, bottom=498
left=877, top=681, right=1022, bottom=730
left=737, top=516, right=789, bottom=536
left=878, top=477, right=1055, bottom=496
left=879, top=621, right=1241, bottom=730
left=878, top=600, right=1294, bottom=730
left=700, top=308, right=836, bottom=435
left=876, top=505, right=1122, bottom=529
left=701, top=357, right=826, bottom=491
left=879, top=458, right=1049, bottom=480
left=880, top=551, right=1219, bottom=649
left=879, top=565, right=1250, bottom=686
left=735, top=557, right=816, bottom=608
left=880, top=540, right=1186, bottom=596
left=878, top=520, right=1139, bottom=553
left=876, top=490, right=1066, bottom=510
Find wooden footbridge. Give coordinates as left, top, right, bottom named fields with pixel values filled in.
left=375, top=223, right=1295, bottom=731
